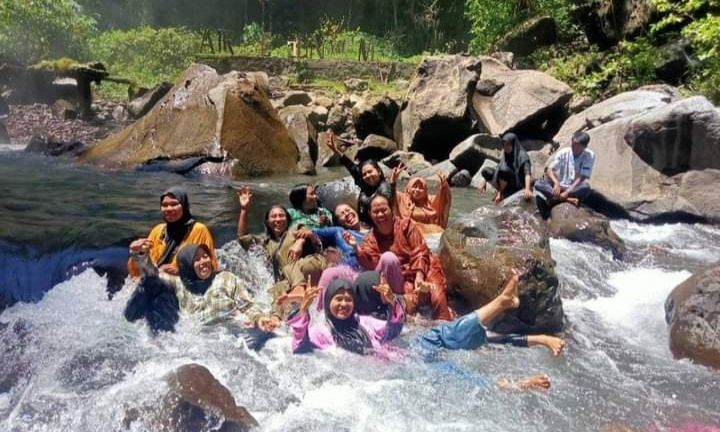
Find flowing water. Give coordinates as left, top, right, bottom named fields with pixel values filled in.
left=1, top=149, right=720, bottom=431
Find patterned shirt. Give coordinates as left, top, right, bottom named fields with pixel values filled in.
left=287, top=207, right=334, bottom=229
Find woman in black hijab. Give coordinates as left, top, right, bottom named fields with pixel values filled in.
left=128, top=186, right=217, bottom=277
left=479, top=133, right=533, bottom=204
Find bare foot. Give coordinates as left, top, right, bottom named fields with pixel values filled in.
left=566, top=197, right=580, bottom=206
left=531, top=335, right=566, bottom=357
left=517, top=374, right=551, bottom=390
left=499, top=269, right=521, bottom=309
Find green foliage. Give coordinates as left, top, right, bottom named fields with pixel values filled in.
left=0, top=0, right=97, bottom=63
left=464, top=0, right=571, bottom=53
left=535, top=38, right=658, bottom=99
left=650, top=0, right=720, bottom=102
left=89, top=26, right=200, bottom=99
left=242, top=22, right=263, bottom=44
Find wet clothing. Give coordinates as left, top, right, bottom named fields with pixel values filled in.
left=339, top=154, right=393, bottom=224
left=357, top=218, right=453, bottom=321
left=129, top=247, right=264, bottom=325
left=287, top=207, right=334, bottom=230
left=127, top=186, right=217, bottom=278
left=315, top=264, right=401, bottom=319
left=127, top=222, right=217, bottom=278
left=419, top=312, right=528, bottom=352
left=313, top=226, right=367, bottom=269
left=289, top=280, right=404, bottom=354
left=395, top=177, right=451, bottom=233
left=481, top=134, right=531, bottom=199
left=124, top=276, right=180, bottom=333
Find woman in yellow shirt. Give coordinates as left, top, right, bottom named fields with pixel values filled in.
left=127, top=186, right=217, bottom=278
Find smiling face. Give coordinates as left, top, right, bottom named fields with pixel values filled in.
left=329, top=288, right=354, bottom=320
left=407, top=179, right=428, bottom=203
left=192, top=247, right=213, bottom=280
left=161, top=195, right=183, bottom=223
left=335, top=204, right=360, bottom=229
left=369, top=195, right=394, bottom=234
left=361, top=163, right=382, bottom=187
left=267, top=207, right=289, bottom=238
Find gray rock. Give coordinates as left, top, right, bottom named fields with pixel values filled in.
left=496, top=16, right=557, bottom=57
left=326, top=105, right=348, bottom=133
left=111, top=105, right=129, bottom=122
left=414, top=160, right=458, bottom=180
left=450, top=169, right=472, bottom=187
left=281, top=90, right=312, bottom=107
left=344, top=78, right=369, bottom=92
left=395, top=55, right=491, bottom=160
left=449, top=133, right=503, bottom=174
left=278, top=105, right=317, bottom=175
left=548, top=203, right=626, bottom=259
left=666, top=265, right=720, bottom=370
left=127, top=82, right=172, bottom=119
left=382, top=151, right=432, bottom=176
left=356, top=134, right=397, bottom=162
left=470, top=159, right=497, bottom=190
left=352, top=95, right=399, bottom=140
left=440, top=206, right=564, bottom=333
left=313, top=95, right=334, bottom=109
left=25, top=135, right=86, bottom=157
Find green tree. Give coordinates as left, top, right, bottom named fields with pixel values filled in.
left=0, top=0, right=97, bottom=63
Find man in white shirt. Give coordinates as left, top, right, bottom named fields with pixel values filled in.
left=533, top=131, right=595, bottom=219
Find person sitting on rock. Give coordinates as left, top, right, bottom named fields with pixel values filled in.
left=126, top=243, right=277, bottom=337
left=324, top=131, right=393, bottom=224
left=392, top=167, right=452, bottom=234
left=287, top=183, right=333, bottom=229
left=236, top=186, right=326, bottom=325
left=479, top=133, right=533, bottom=204
left=288, top=271, right=562, bottom=391
left=128, top=186, right=217, bottom=278
left=357, top=193, right=454, bottom=321
left=533, top=131, right=595, bottom=219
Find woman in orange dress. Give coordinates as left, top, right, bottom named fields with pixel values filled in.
left=393, top=172, right=451, bottom=234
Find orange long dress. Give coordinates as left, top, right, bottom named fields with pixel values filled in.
left=127, top=222, right=217, bottom=278
left=395, top=177, right=451, bottom=234
left=357, top=217, right=452, bottom=321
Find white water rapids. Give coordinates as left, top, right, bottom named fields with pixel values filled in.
left=1, top=219, right=720, bottom=431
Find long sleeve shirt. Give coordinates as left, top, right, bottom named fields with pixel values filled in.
left=288, top=301, right=404, bottom=354
left=313, top=226, right=366, bottom=269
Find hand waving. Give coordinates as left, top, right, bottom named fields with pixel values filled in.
left=237, top=186, right=253, bottom=210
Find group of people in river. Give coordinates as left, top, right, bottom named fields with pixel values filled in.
left=124, top=130, right=598, bottom=390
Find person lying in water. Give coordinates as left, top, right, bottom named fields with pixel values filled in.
left=236, top=186, right=327, bottom=322
left=128, top=186, right=217, bottom=277
left=478, top=133, right=533, bottom=204
left=357, top=193, right=454, bottom=321
left=324, top=131, right=393, bottom=224
left=288, top=270, right=563, bottom=390
left=287, top=183, right=333, bottom=229
left=391, top=166, right=452, bottom=234
left=125, top=243, right=277, bottom=332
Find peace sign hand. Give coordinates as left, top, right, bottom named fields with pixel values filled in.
left=390, top=163, right=406, bottom=185
left=300, top=275, right=319, bottom=314
left=373, top=273, right=396, bottom=306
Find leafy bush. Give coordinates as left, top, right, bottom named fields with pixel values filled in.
left=465, top=0, right=572, bottom=53
left=89, top=26, right=200, bottom=98
left=0, top=0, right=97, bottom=63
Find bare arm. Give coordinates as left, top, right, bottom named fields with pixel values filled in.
left=236, top=186, right=252, bottom=238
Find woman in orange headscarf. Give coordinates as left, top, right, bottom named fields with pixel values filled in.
left=393, top=172, right=452, bottom=234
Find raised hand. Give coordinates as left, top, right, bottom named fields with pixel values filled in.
left=435, top=171, right=448, bottom=185
left=342, top=230, right=357, bottom=247
left=390, top=162, right=407, bottom=185
left=325, top=130, right=341, bottom=155
left=129, top=238, right=152, bottom=255
left=373, top=273, right=396, bottom=306
left=300, top=275, right=319, bottom=313
left=256, top=315, right=281, bottom=332
left=236, top=186, right=253, bottom=210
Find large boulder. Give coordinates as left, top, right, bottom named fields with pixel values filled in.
left=382, top=151, right=432, bottom=175
left=356, top=134, right=397, bottom=162
left=440, top=207, right=564, bottom=333
left=79, top=64, right=298, bottom=177
left=127, top=81, right=172, bottom=119
left=394, top=55, right=487, bottom=160
left=448, top=134, right=501, bottom=175
left=576, top=96, right=720, bottom=210
left=151, top=363, right=258, bottom=431
left=352, top=96, right=399, bottom=140
left=496, top=16, right=558, bottom=57
left=316, top=176, right=361, bottom=213
left=471, top=68, right=573, bottom=139
left=666, top=266, right=720, bottom=370
left=553, top=88, right=677, bottom=147
left=278, top=105, right=317, bottom=175
left=281, top=90, right=312, bottom=107
left=572, top=0, right=655, bottom=49
left=548, top=203, right=626, bottom=259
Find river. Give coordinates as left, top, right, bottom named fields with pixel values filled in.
left=1, top=148, right=719, bottom=431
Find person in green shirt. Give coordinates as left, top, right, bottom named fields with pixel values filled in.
left=287, top=183, right=333, bottom=229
